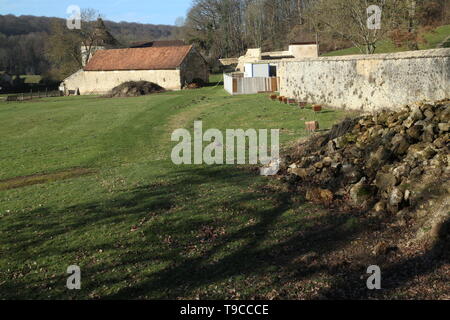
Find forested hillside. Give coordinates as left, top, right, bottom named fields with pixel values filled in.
left=1, top=1, right=449, bottom=80
left=0, top=15, right=179, bottom=75
left=183, top=0, right=450, bottom=60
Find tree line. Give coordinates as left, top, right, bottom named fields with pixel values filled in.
left=0, top=1, right=449, bottom=85
left=182, top=0, right=450, bottom=61
left=0, top=14, right=180, bottom=79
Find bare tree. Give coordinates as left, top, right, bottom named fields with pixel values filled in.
left=47, top=9, right=118, bottom=79
left=46, top=20, right=83, bottom=79
left=175, top=17, right=186, bottom=27
left=77, top=9, right=119, bottom=66
left=184, top=0, right=424, bottom=58
left=306, top=0, right=410, bottom=54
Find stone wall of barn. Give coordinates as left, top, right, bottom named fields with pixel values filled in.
left=62, top=69, right=182, bottom=95
left=180, top=49, right=209, bottom=86
left=279, top=48, right=450, bottom=112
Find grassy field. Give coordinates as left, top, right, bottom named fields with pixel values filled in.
left=19, top=75, right=42, bottom=84
left=324, top=24, right=450, bottom=56
left=0, top=77, right=361, bottom=299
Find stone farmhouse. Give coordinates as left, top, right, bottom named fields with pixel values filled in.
left=61, top=45, right=208, bottom=95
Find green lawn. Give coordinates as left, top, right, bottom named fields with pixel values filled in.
left=323, top=24, right=450, bottom=56
left=422, top=24, right=450, bottom=49
left=0, top=82, right=356, bottom=299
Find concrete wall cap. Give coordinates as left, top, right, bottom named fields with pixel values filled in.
left=280, top=48, right=450, bottom=63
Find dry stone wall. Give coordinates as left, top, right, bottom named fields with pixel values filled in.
left=279, top=49, right=450, bottom=112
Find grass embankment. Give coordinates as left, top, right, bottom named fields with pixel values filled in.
left=324, top=24, right=450, bottom=56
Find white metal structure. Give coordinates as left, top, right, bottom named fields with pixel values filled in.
left=244, top=63, right=270, bottom=78
left=224, top=73, right=279, bottom=95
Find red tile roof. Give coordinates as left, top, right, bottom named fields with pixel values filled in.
left=84, top=45, right=193, bottom=71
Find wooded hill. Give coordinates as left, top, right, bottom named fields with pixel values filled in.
left=0, top=14, right=180, bottom=75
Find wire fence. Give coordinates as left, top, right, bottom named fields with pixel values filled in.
left=2, top=89, right=62, bottom=102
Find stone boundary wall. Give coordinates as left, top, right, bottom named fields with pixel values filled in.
left=279, top=48, right=450, bottom=112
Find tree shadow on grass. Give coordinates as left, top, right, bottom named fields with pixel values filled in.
left=313, top=228, right=449, bottom=300
left=2, top=165, right=446, bottom=299
left=73, top=166, right=377, bottom=299
left=0, top=165, right=365, bottom=299
left=204, top=81, right=224, bottom=87
left=314, top=181, right=450, bottom=300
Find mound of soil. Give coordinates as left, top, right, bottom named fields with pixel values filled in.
left=107, top=81, right=165, bottom=98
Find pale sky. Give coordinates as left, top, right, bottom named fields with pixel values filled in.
left=0, top=0, right=192, bottom=25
